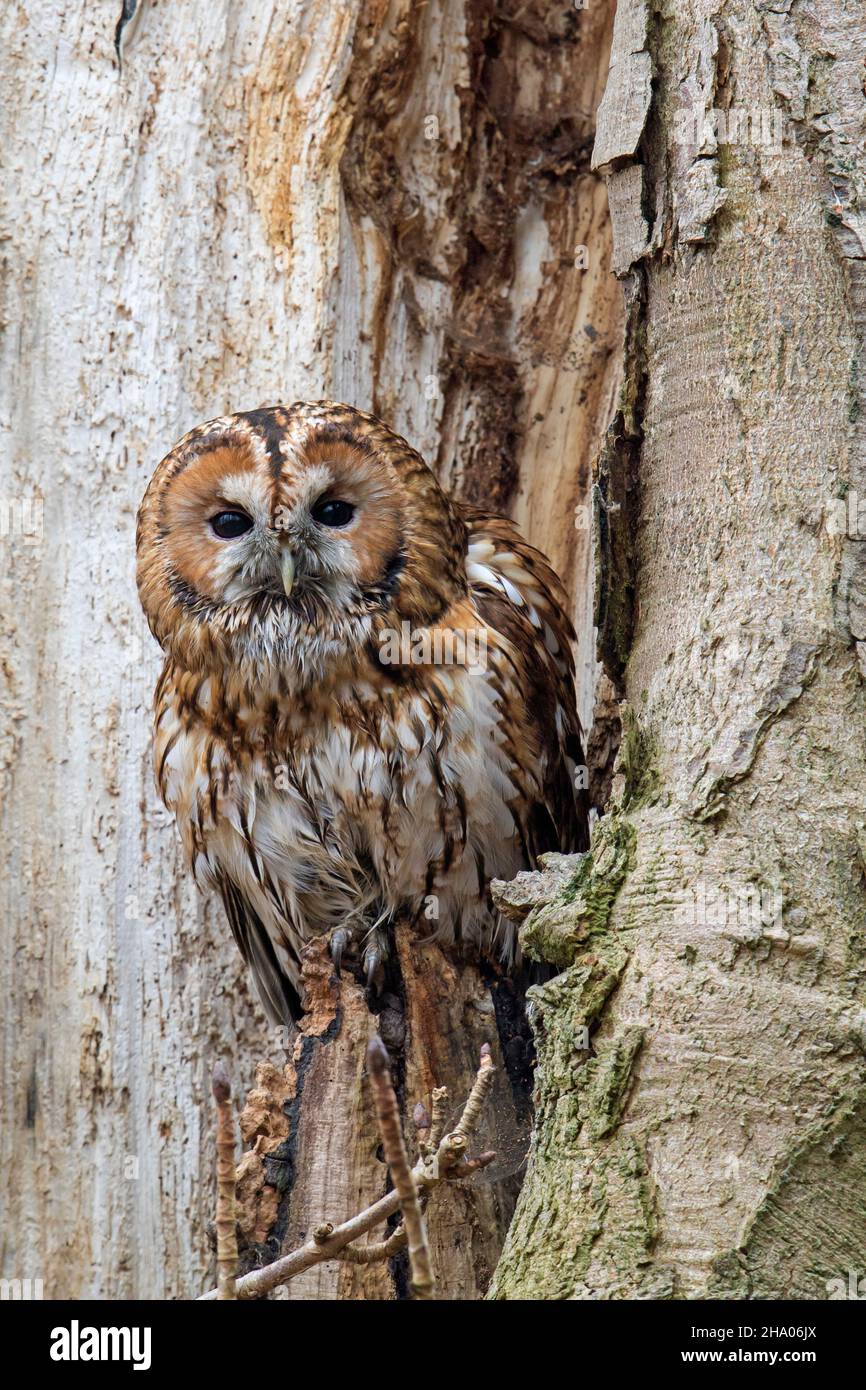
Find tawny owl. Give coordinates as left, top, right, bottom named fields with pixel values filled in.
left=136, top=402, right=588, bottom=1024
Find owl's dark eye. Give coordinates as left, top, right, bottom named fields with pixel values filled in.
left=210, top=510, right=253, bottom=539
left=311, top=498, right=355, bottom=528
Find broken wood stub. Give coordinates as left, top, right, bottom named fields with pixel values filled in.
left=233, top=933, right=532, bottom=1299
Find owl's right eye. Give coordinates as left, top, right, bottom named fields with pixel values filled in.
left=210, top=510, right=254, bottom=539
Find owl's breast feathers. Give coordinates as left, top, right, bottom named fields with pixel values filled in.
left=152, top=507, right=587, bottom=1022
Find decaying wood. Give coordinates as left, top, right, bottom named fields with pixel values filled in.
left=199, top=1038, right=498, bottom=1300
left=230, top=935, right=526, bottom=1300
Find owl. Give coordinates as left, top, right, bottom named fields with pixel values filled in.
left=136, top=402, right=588, bottom=1024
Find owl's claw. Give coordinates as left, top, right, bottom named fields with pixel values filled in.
left=363, top=939, right=385, bottom=995
left=330, top=928, right=349, bottom=978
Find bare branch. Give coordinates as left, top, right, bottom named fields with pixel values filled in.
left=199, top=1185, right=405, bottom=1299
left=367, top=1036, right=435, bottom=1300
left=336, top=1227, right=407, bottom=1263
left=453, top=1041, right=495, bottom=1142
left=438, top=1130, right=468, bottom=1176
left=211, top=1062, right=238, bottom=1301
left=451, top=1150, right=497, bottom=1179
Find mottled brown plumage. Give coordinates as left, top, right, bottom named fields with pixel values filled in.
left=137, top=402, right=587, bottom=1022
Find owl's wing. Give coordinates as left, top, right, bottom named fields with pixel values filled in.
left=218, top=874, right=301, bottom=1025
left=461, top=506, right=590, bottom=860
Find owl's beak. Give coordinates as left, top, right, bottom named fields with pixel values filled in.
left=280, top=549, right=296, bottom=597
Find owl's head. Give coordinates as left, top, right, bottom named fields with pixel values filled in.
left=136, top=402, right=468, bottom=683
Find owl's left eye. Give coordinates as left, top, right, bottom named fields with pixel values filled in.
left=210, top=510, right=254, bottom=539
left=311, top=498, right=355, bottom=528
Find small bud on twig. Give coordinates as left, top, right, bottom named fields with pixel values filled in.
left=366, top=1034, right=390, bottom=1076
left=212, top=1061, right=231, bottom=1104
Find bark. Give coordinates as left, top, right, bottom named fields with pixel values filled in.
left=491, top=0, right=866, bottom=1299
left=0, top=1, right=620, bottom=1298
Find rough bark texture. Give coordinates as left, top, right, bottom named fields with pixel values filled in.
left=0, top=1, right=619, bottom=1297
left=491, top=0, right=866, bottom=1300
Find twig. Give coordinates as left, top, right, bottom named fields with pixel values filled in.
left=367, top=1037, right=435, bottom=1300
left=452, top=1041, right=495, bottom=1142
left=335, top=1227, right=408, bottom=1263
left=451, top=1150, right=497, bottom=1179
left=200, top=1182, right=409, bottom=1299
left=197, top=1046, right=497, bottom=1301
left=211, top=1063, right=238, bottom=1301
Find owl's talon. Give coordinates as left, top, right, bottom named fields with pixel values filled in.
left=330, top=928, right=349, bottom=977
left=363, top=941, right=385, bottom=995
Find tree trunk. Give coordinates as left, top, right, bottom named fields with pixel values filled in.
left=491, top=0, right=866, bottom=1299
left=0, top=1, right=620, bottom=1298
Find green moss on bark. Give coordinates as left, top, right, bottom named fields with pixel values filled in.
left=520, top=816, right=637, bottom=968
left=587, top=1025, right=646, bottom=1139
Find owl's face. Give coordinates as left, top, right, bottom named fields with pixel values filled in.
left=136, top=402, right=467, bottom=684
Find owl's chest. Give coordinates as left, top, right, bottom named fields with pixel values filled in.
left=263, top=671, right=518, bottom=884
left=158, top=663, right=521, bottom=903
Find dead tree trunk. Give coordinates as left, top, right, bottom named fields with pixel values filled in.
left=0, top=1, right=619, bottom=1298
left=234, top=938, right=532, bottom=1300
left=491, top=0, right=866, bottom=1299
